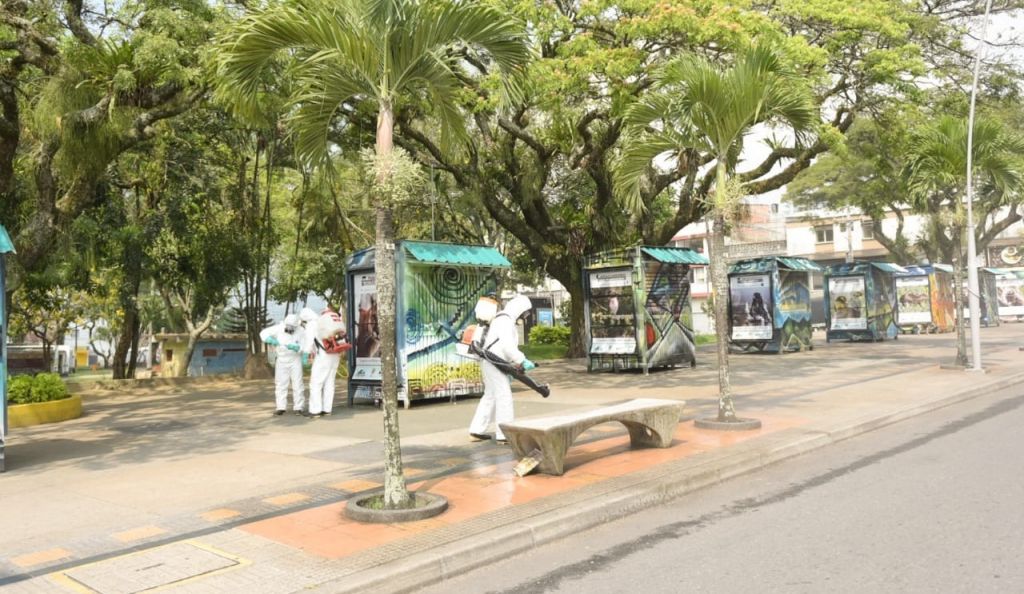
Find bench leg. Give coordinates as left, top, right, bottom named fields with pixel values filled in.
left=622, top=420, right=676, bottom=448
left=507, top=431, right=573, bottom=476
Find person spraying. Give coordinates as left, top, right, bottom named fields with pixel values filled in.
left=306, top=307, right=350, bottom=417
left=468, top=294, right=537, bottom=444
left=260, top=313, right=306, bottom=416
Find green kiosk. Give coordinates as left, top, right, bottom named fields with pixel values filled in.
left=345, top=240, right=510, bottom=408
left=583, top=246, right=707, bottom=372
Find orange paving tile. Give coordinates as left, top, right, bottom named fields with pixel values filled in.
left=11, top=548, right=72, bottom=568
left=263, top=492, right=311, bottom=506
left=329, top=478, right=381, bottom=493
left=240, top=416, right=807, bottom=560
left=113, top=525, right=167, bottom=543
left=402, top=467, right=427, bottom=477
left=201, top=508, right=242, bottom=522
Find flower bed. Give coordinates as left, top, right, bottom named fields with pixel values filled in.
left=6, top=373, right=81, bottom=428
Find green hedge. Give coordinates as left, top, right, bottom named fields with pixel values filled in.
left=7, top=373, right=70, bottom=405
left=528, top=325, right=570, bottom=346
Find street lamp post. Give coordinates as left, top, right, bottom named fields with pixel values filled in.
left=964, top=0, right=993, bottom=372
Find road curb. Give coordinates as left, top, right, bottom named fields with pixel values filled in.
left=305, top=368, right=1024, bottom=594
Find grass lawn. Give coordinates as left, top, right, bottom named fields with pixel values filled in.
left=67, top=368, right=113, bottom=381
left=695, top=334, right=717, bottom=345
left=522, top=343, right=569, bottom=360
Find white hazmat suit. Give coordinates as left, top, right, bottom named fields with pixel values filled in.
left=306, top=309, right=348, bottom=416
left=260, top=314, right=306, bottom=414
left=469, top=295, right=532, bottom=441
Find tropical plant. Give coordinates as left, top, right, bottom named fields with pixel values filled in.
left=217, top=0, right=530, bottom=509
left=617, top=44, right=817, bottom=423
left=905, top=115, right=1024, bottom=366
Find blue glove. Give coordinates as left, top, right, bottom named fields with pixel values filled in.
left=264, top=337, right=280, bottom=347
left=286, top=343, right=300, bottom=352
left=522, top=359, right=536, bottom=371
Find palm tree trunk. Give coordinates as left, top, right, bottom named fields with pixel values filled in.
left=376, top=101, right=411, bottom=509
left=711, top=161, right=735, bottom=421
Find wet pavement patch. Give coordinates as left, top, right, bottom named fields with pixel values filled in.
left=59, top=541, right=240, bottom=593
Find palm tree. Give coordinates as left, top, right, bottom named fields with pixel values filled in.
left=905, top=116, right=1024, bottom=366
left=217, top=0, right=529, bottom=508
left=617, top=45, right=817, bottom=423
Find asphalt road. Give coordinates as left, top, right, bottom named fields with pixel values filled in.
left=423, top=385, right=1024, bottom=594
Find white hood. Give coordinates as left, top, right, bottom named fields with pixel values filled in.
left=298, top=307, right=318, bottom=323
left=502, top=295, right=532, bottom=320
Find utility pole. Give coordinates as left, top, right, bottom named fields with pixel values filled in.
left=965, top=0, right=993, bottom=372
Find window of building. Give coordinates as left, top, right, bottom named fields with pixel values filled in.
left=815, top=225, right=834, bottom=243
left=771, top=203, right=779, bottom=214
left=862, top=220, right=875, bottom=240
left=689, top=267, right=708, bottom=285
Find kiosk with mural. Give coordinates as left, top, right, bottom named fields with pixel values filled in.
left=824, top=261, right=904, bottom=342
left=583, top=246, right=706, bottom=372
left=1, top=225, right=13, bottom=472
left=728, top=257, right=822, bottom=353
left=345, top=241, right=510, bottom=407
left=894, top=264, right=955, bottom=334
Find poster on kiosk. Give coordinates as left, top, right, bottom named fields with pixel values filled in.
left=729, top=274, right=773, bottom=340
left=828, top=276, right=868, bottom=331
left=350, top=271, right=381, bottom=382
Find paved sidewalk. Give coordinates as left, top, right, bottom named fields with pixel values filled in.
left=2, top=325, right=1024, bottom=593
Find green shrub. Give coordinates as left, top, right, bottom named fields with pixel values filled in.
left=30, top=373, right=70, bottom=403
left=6, top=373, right=69, bottom=404
left=529, top=325, right=570, bottom=346
left=8, top=375, right=34, bottom=404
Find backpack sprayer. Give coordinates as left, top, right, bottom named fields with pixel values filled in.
left=437, top=300, right=551, bottom=398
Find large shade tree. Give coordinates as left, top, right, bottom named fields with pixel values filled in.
left=617, top=45, right=817, bottom=423
left=218, top=0, right=530, bottom=509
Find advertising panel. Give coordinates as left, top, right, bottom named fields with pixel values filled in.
left=351, top=272, right=381, bottom=381
left=996, top=272, right=1024, bottom=316
left=730, top=274, right=773, bottom=340
left=896, top=276, right=932, bottom=324
left=588, top=270, right=637, bottom=354
left=829, top=276, right=867, bottom=330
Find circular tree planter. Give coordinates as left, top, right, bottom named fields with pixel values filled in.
left=694, top=417, right=762, bottom=431
left=8, top=394, right=83, bottom=428
left=344, top=491, right=448, bottom=523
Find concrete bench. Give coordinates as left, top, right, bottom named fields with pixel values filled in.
left=499, top=398, right=685, bottom=476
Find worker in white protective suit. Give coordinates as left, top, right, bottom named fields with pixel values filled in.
left=306, top=308, right=349, bottom=418
left=468, top=294, right=535, bottom=444
left=260, top=313, right=306, bottom=416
